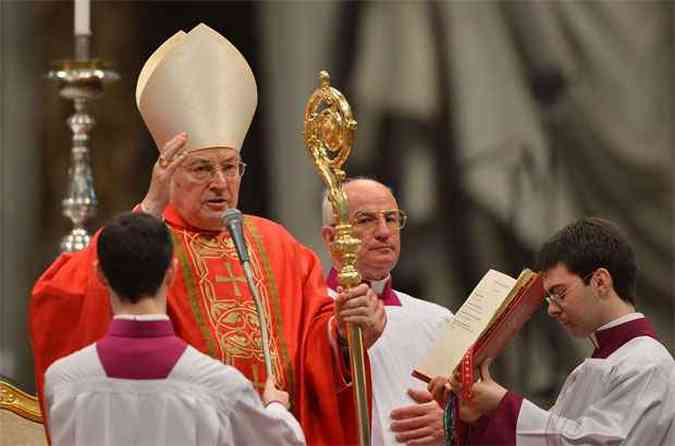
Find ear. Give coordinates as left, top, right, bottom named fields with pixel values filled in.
left=593, top=268, right=613, bottom=299
left=320, top=225, right=336, bottom=246
left=94, top=260, right=110, bottom=288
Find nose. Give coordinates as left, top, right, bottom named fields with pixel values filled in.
left=373, top=217, right=392, bottom=240
left=209, top=168, right=228, bottom=187
left=547, top=300, right=561, bottom=318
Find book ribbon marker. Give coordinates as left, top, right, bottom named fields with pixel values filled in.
left=444, top=346, right=474, bottom=446
left=460, top=346, right=474, bottom=401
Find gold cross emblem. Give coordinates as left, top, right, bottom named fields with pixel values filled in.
left=216, top=263, right=247, bottom=297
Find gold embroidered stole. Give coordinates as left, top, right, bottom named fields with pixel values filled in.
left=171, top=218, right=293, bottom=392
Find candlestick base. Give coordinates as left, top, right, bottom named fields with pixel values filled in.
left=60, top=228, right=91, bottom=253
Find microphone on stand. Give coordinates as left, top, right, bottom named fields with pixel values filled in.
left=222, top=208, right=274, bottom=380
left=223, top=208, right=250, bottom=263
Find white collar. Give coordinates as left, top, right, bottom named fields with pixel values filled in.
left=596, top=312, right=644, bottom=332
left=588, top=312, right=645, bottom=350
left=369, top=275, right=391, bottom=295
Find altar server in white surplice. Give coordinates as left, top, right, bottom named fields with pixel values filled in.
left=429, top=217, right=675, bottom=446
left=44, top=212, right=305, bottom=446
left=321, top=178, right=453, bottom=445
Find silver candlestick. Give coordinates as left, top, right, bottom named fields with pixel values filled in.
left=48, top=35, right=119, bottom=252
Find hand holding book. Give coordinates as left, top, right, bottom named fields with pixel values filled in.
left=413, top=269, right=545, bottom=385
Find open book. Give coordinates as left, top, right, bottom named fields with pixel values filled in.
left=413, top=269, right=545, bottom=382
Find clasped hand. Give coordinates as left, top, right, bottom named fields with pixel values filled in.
left=334, top=283, right=386, bottom=350
left=262, top=376, right=291, bottom=410
left=427, top=358, right=507, bottom=424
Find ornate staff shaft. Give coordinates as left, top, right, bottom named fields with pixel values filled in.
left=304, top=71, right=370, bottom=446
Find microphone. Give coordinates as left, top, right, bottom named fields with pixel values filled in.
left=222, top=207, right=274, bottom=379
left=223, top=208, right=250, bottom=263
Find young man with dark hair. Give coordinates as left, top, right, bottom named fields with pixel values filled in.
left=430, top=217, right=674, bottom=445
left=96, top=210, right=174, bottom=304
left=44, top=212, right=305, bottom=446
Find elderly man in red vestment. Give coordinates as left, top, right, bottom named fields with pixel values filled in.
left=30, top=23, right=385, bottom=445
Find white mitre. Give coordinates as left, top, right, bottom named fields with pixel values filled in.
left=135, top=23, right=257, bottom=153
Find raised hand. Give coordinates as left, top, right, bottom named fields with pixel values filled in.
left=140, top=132, right=188, bottom=217
left=390, top=388, right=445, bottom=445
left=334, top=283, right=386, bottom=349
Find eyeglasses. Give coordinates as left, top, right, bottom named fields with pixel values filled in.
left=350, top=209, right=407, bottom=232
left=545, top=271, right=595, bottom=307
left=182, top=160, right=247, bottom=183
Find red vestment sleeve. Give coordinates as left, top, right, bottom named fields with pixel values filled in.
left=29, top=232, right=112, bottom=436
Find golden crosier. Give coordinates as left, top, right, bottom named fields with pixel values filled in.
left=303, top=71, right=370, bottom=446
left=303, top=71, right=361, bottom=288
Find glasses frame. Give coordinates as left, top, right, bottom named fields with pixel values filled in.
left=182, top=160, right=247, bottom=183
left=545, top=270, right=595, bottom=307
left=349, top=208, right=408, bottom=232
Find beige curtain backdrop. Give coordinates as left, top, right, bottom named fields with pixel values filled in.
left=257, top=0, right=674, bottom=402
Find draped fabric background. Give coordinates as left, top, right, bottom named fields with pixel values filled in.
left=1, top=1, right=672, bottom=407
left=263, top=0, right=674, bottom=401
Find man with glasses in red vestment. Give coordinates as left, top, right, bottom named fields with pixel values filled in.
left=31, top=23, right=384, bottom=445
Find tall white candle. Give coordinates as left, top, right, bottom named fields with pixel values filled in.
left=74, top=0, right=91, bottom=35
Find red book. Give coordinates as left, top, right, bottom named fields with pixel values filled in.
left=413, top=269, right=545, bottom=383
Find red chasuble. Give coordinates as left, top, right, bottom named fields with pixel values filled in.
left=31, top=205, right=364, bottom=445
